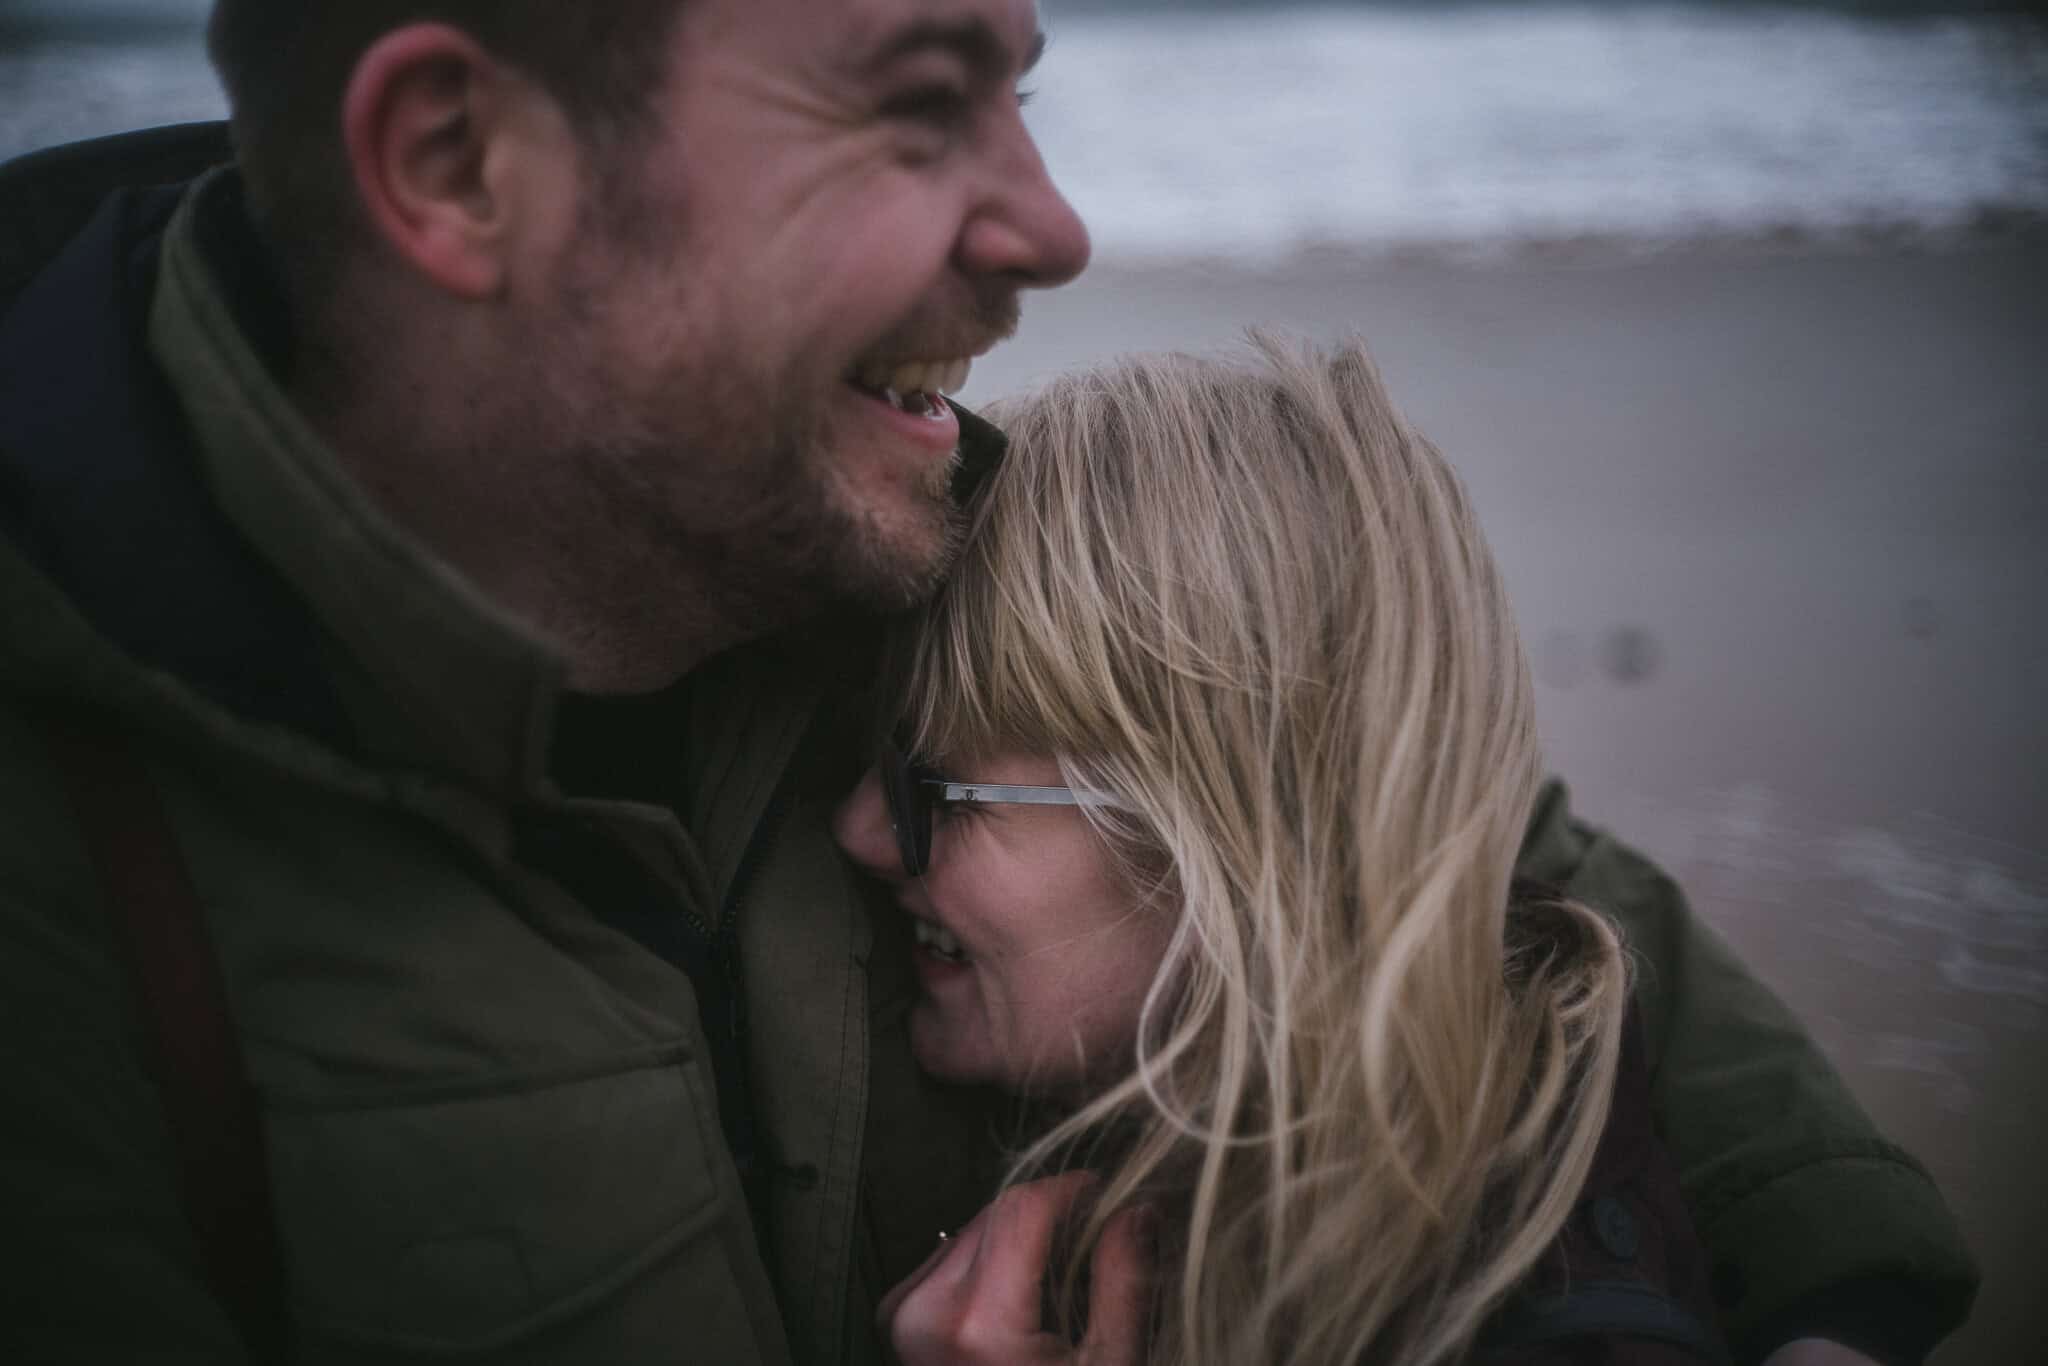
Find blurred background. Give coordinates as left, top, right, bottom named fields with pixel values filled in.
left=4, top=1, right=2043, bottom=1361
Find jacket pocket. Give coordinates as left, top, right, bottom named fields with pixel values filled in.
left=265, top=1043, right=751, bottom=1357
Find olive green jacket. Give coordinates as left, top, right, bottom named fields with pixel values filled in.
left=0, top=128, right=1974, bottom=1364
left=0, top=146, right=991, bottom=1365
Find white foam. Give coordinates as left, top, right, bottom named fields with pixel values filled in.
left=1029, top=6, right=2048, bottom=261
left=7, top=7, right=2042, bottom=259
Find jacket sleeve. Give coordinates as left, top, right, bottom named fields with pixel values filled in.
left=1515, top=780, right=1979, bottom=1365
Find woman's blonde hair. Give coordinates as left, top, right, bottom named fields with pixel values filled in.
left=890, top=334, right=1629, bottom=1365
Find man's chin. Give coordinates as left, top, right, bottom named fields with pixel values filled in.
left=823, top=478, right=966, bottom=613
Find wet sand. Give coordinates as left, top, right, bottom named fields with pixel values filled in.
left=963, top=242, right=2048, bottom=1365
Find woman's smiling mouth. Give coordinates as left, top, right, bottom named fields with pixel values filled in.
left=910, top=914, right=969, bottom=963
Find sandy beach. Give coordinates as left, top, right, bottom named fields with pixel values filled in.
left=963, top=240, right=2048, bottom=1364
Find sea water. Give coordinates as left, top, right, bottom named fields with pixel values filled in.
left=5, top=1, right=2044, bottom=262
left=1029, top=4, right=2048, bottom=260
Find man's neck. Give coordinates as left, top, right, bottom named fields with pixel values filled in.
left=286, top=321, right=752, bottom=694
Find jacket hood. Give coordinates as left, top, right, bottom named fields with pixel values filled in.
left=0, top=125, right=355, bottom=754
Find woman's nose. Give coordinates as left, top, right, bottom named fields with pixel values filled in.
left=832, top=765, right=907, bottom=881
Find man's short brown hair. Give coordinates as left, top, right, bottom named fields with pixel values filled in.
left=206, top=1, right=686, bottom=291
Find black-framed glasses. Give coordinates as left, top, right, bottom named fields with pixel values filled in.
left=880, top=742, right=1123, bottom=877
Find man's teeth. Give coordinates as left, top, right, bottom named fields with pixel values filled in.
left=912, top=917, right=968, bottom=962
left=852, top=356, right=974, bottom=398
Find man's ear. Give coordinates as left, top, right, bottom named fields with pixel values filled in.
left=340, top=23, right=564, bottom=299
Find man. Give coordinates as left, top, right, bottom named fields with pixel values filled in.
left=0, top=1, right=1973, bottom=1363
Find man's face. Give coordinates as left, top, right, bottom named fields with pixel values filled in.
left=524, top=0, right=1089, bottom=631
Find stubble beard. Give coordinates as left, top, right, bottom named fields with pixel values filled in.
left=557, top=340, right=969, bottom=662
left=693, top=396, right=969, bottom=626
left=808, top=420, right=968, bottom=613
left=537, top=196, right=971, bottom=673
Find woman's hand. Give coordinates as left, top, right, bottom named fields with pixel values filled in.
left=1758, top=1342, right=1885, bottom=1366
left=880, top=1172, right=1154, bottom=1365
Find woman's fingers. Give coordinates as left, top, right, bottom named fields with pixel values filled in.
left=876, top=1227, right=967, bottom=1330
left=879, top=1193, right=1003, bottom=1336
left=966, top=1172, right=1100, bottom=1327
left=1078, top=1205, right=1155, bottom=1366
left=883, top=1199, right=1014, bottom=1360
left=882, top=1172, right=1110, bottom=1364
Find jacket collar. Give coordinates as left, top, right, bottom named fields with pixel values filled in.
left=0, top=158, right=358, bottom=749
left=149, top=167, right=569, bottom=796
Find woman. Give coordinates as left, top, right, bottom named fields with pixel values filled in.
left=834, top=335, right=1722, bottom=1365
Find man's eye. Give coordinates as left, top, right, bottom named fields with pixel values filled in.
left=882, top=85, right=972, bottom=126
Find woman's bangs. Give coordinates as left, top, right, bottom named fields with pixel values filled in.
left=890, top=405, right=1129, bottom=769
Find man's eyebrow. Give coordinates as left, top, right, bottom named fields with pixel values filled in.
left=858, top=18, right=1047, bottom=81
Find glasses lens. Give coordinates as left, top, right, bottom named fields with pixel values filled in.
left=881, top=743, right=931, bottom=876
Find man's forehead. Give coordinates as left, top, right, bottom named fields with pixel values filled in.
left=839, top=0, right=1044, bottom=74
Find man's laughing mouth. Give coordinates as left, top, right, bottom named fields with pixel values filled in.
left=845, top=355, right=975, bottom=419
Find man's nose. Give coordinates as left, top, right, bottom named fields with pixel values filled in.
left=957, top=123, right=1092, bottom=289
left=832, top=765, right=908, bottom=881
